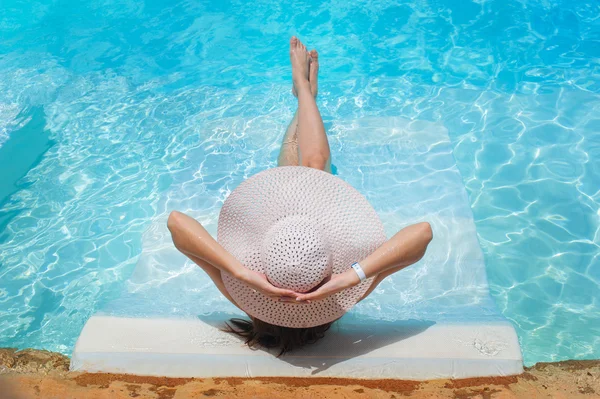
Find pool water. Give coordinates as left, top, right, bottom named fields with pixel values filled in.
left=0, top=0, right=598, bottom=366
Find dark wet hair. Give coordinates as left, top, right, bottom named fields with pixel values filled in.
left=223, top=317, right=334, bottom=357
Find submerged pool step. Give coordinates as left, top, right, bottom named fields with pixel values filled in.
left=71, top=315, right=523, bottom=379
left=71, top=116, right=524, bottom=379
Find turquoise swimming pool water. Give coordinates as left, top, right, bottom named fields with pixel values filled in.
left=0, top=0, right=598, bottom=366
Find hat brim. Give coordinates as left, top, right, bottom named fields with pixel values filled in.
left=218, top=166, right=386, bottom=328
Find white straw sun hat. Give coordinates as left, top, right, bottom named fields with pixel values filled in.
left=218, top=166, right=386, bottom=328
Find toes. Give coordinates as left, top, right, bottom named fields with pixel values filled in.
left=290, top=36, right=298, bottom=47
left=310, top=49, right=319, bottom=62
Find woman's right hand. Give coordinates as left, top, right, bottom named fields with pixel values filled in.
left=293, top=269, right=360, bottom=303
left=239, top=268, right=300, bottom=300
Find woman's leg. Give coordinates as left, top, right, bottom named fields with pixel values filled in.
left=277, top=49, right=319, bottom=167
left=288, top=39, right=332, bottom=172
left=277, top=111, right=300, bottom=167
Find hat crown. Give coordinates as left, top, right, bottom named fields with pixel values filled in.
left=262, top=215, right=331, bottom=293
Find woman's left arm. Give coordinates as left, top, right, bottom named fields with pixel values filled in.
left=167, top=211, right=299, bottom=301
left=168, top=211, right=247, bottom=279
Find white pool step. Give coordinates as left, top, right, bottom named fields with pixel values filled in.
left=71, top=315, right=522, bottom=379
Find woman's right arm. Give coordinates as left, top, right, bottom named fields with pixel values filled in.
left=357, top=222, right=433, bottom=301
left=295, top=222, right=433, bottom=302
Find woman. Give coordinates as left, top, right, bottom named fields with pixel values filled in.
left=167, top=37, right=433, bottom=356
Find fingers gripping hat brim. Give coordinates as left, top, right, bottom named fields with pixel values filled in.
left=218, top=166, right=386, bottom=328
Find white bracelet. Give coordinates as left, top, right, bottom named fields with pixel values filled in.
left=351, top=262, right=367, bottom=282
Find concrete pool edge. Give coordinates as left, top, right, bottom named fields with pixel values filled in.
left=70, top=315, right=523, bottom=379
left=2, top=349, right=599, bottom=399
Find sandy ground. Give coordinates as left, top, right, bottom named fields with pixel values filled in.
left=0, top=348, right=598, bottom=398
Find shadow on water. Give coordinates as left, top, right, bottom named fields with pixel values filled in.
left=198, top=311, right=436, bottom=375
left=0, top=107, right=55, bottom=243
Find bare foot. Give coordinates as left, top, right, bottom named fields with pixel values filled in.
left=309, top=49, right=319, bottom=97
left=292, top=52, right=310, bottom=98
left=290, top=37, right=310, bottom=95
left=292, top=49, right=319, bottom=99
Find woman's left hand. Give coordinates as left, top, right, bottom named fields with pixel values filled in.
left=292, top=270, right=360, bottom=303
left=239, top=268, right=299, bottom=300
